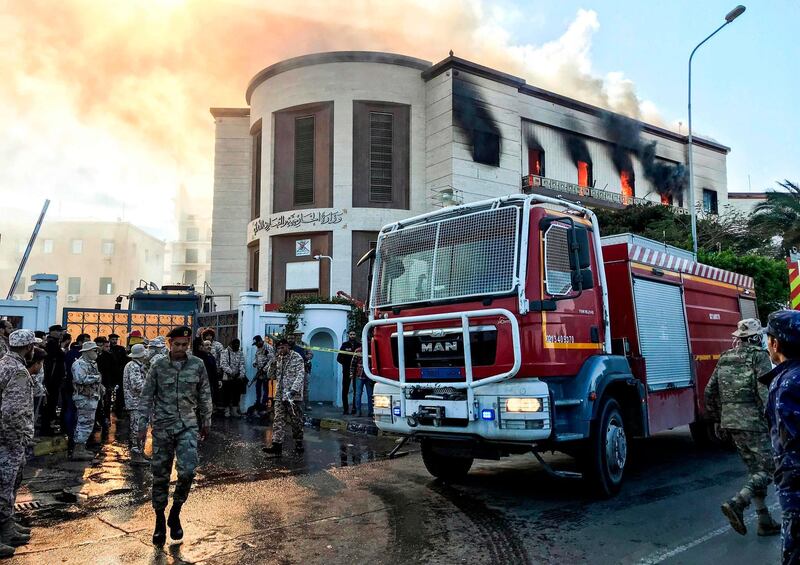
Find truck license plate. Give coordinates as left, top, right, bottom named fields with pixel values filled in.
left=420, top=367, right=462, bottom=379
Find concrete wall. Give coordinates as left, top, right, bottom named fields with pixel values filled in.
left=210, top=114, right=251, bottom=306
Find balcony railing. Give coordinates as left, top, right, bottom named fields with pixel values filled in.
left=521, top=175, right=687, bottom=214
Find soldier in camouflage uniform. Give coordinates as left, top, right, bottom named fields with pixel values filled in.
left=146, top=336, right=168, bottom=371
left=70, top=341, right=104, bottom=462
left=0, top=320, right=13, bottom=360
left=705, top=318, right=781, bottom=536
left=0, top=330, right=37, bottom=557
left=263, top=338, right=305, bottom=457
left=122, top=344, right=149, bottom=465
left=137, top=325, right=212, bottom=546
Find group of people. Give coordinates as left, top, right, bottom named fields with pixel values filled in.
left=705, top=310, right=800, bottom=564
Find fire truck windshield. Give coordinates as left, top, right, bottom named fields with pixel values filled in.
left=372, top=205, right=520, bottom=308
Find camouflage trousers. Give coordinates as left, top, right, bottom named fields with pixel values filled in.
left=0, top=444, right=26, bottom=523
left=272, top=400, right=304, bottom=445
left=150, top=426, right=198, bottom=511
left=127, top=409, right=148, bottom=454
left=729, top=430, right=774, bottom=501
left=782, top=511, right=800, bottom=565
left=73, top=396, right=99, bottom=445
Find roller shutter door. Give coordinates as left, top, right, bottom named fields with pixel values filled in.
left=739, top=297, right=758, bottom=321
left=633, top=278, right=693, bottom=391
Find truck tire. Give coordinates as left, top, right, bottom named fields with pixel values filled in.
left=585, top=397, right=628, bottom=498
left=421, top=439, right=473, bottom=481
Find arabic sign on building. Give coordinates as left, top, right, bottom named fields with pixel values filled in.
left=252, top=210, right=344, bottom=238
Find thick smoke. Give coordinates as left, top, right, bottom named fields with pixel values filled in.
left=601, top=112, right=687, bottom=198
left=564, top=118, right=592, bottom=166
left=452, top=78, right=501, bottom=166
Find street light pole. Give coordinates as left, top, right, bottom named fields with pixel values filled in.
left=314, top=254, right=333, bottom=298
left=687, top=4, right=746, bottom=256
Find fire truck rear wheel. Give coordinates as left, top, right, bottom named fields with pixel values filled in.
left=421, top=439, right=473, bottom=481
left=585, top=397, right=627, bottom=498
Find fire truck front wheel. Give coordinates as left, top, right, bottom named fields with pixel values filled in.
left=584, top=397, right=628, bottom=498
left=421, top=439, right=474, bottom=481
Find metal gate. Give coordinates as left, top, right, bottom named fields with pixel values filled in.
left=63, top=308, right=195, bottom=343
left=196, top=310, right=239, bottom=347
left=633, top=279, right=693, bottom=391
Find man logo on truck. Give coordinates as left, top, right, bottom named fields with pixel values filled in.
left=421, top=342, right=458, bottom=353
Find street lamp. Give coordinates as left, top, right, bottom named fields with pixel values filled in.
left=687, top=4, right=746, bottom=256
left=314, top=254, right=333, bottom=298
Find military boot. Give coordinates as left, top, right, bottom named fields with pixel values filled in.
left=11, top=520, right=31, bottom=535
left=0, top=542, right=14, bottom=559
left=130, top=450, right=149, bottom=466
left=757, top=509, right=781, bottom=536
left=0, top=520, right=29, bottom=547
left=294, top=441, right=305, bottom=455
left=262, top=442, right=282, bottom=457
left=70, top=445, right=95, bottom=462
left=152, top=510, right=167, bottom=546
left=167, top=504, right=184, bottom=541
left=721, top=497, right=747, bottom=535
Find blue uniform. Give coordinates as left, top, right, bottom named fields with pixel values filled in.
left=764, top=359, right=800, bottom=564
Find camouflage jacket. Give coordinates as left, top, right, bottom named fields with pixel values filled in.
left=704, top=344, right=772, bottom=432
left=254, top=346, right=274, bottom=380
left=210, top=341, right=224, bottom=365
left=765, top=359, right=800, bottom=512
left=72, top=357, right=103, bottom=399
left=122, top=359, right=146, bottom=411
left=268, top=351, right=305, bottom=401
left=0, top=352, right=35, bottom=447
left=219, top=348, right=245, bottom=381
left=0, top=336, right=8, bottom=360
left=138, top=354, right=212, bottom=432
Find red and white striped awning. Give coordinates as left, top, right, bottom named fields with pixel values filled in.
left=625, top=243, right=754, bottom=289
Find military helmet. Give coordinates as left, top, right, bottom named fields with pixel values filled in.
left=766, top=310, right=800, bottom=346
left=732, top=318, right=762, bottom=338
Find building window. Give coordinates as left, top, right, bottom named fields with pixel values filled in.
left=248, top=241, right=260, bottom=292
left=68, top=277, right=81, bottom=295
left=369, top=112, right=394, bottom=203
left=99, top=277, right=114, bottom=295
left=353, top=101, right=410, bottom=209
left=185, top=249, right=199, bottom=264
left=184, top=270, right=197, bottom=285
left=101, top=240, right=115, bottom=256
left=43, top=239, right=54, bottom=254
left=703, top=189, right=719, bottom=214
left=293, top=116, right=315, bottom=206
left=71, top=239, right=83, bottom=254
left=577, top=161, right=592, bottom=188
left=620, top=170, right=635, bottom=204
left=186, top=227, right=199, bottom=241
left=251, top=123, right=262, bottom=220
left=528, top=148, right=544, bottom=177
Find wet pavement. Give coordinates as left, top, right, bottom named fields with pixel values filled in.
left=13, top=420, right=783, bottom=564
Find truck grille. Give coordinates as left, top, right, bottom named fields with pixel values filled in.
left=390, top=328, right=497, bottom=371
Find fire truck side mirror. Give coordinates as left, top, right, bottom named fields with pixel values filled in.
left=572, top=268, right=594, bottom=291
left=568, top=228, right=592, bottom=270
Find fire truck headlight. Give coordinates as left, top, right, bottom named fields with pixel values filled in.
left=373, top=395, right=391, bottom=409
left=505, top=397, right=542, bottom=413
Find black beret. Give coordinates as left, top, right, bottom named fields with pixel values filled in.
left=109, top=333, right=120, bottom=338
left=167, top=325, right=193, bottom=338
left=49, top=324, right=64, bottom=332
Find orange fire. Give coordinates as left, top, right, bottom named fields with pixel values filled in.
left=577, top=161, right=590, bottom=188
left=620, top=170, right=634, bottom=204
left=528, top=149, right=542, bottom=176
left=660, top=194, right=671, bottom=205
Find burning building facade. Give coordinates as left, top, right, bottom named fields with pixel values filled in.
left=209, top=51, right=729, bottom=305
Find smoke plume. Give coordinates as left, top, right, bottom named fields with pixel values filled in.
left=452, top=78, right=501, bottom=166
left=564, top=119, right=592, bottom=166
left=0, top=1, right=665, bottom=237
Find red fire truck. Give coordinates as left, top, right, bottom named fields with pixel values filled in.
left=363, top=193, right=758, bottom=496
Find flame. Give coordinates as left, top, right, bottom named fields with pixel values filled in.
left=660, top=194, right=671, bottom=205
left=528, top=149, right=542, bottom=176
left=577, top=161, right=590, bottom=188
left=620, top=170, right=634, bottom=204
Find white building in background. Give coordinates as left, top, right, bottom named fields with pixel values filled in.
left=727, top=192, right=768, bottom=216
left=209, top=51, right=730, bottom=307
left=164, top=185, right=213, bottom=296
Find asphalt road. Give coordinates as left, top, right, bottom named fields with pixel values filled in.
left=12, top=421, right=783, bottom=564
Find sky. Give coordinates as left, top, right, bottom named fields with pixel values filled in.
left=0, top=0, right=796, bottom=240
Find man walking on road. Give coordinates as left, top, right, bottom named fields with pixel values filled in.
left=41, top=324, right=65, bottom=436
left=337, top=330, right=360, bottom=415
left=122, top=344, right=149, bottom=465
left=137, top=325, right=212, bottom=546
left=0, top=330, right=36, bottom=557
left=252, top=336, right=273, bottom=412
left=71, top=341, right=103, bottom=461
left=705, top=318, right=781, bottom=536
left=263, top=338, right=305, bottom=457
left=762, top=310, right=800, bottom=564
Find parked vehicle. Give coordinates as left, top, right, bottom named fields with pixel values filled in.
left=364, top=194, right=757, bottom=496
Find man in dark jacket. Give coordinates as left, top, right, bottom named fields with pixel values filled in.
left=762, top=310, right=800, bottom=565
left=108, top=334, right=128, bottom=413
left=337, top=330, right=360, bottom=415
left=41, top=324, right=65, bottom=436
left=94, top=337, right=118, bottom=431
